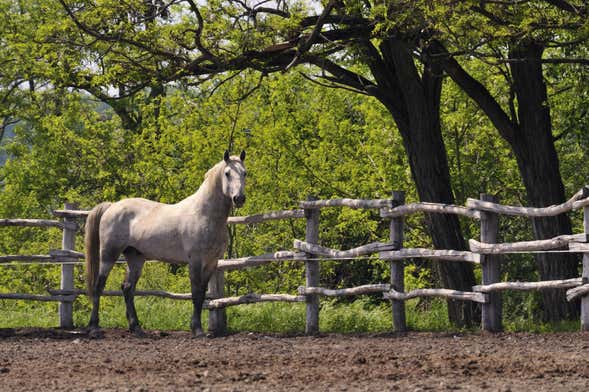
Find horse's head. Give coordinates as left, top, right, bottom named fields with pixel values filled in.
left=222, top=150, right=247, bottom=208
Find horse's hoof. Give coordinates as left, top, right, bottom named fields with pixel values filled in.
left=88, top=328, right=104, bottom=339
left=206, top=330, right=222, bottom=338
left=191, top=329, right=206, bottom=339
left=130, top=328, right=147, bottom=338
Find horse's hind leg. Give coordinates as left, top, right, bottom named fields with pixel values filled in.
left=88, top=249, right=118, bottom=336
left=188, top=260, right=209, bottom=338
left=188, top=259, right=216, bottom=338
left=122, top=248, right=146, bottom=337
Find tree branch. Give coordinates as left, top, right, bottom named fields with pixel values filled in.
left=498, top=57, right=589, bottom=65
left=285, top=0, right=338, bottom=70
left=231, top=0, right=290, bottom=19
left=429, top=40, right=517, bottom=143
left=304, top=54, right=375, bottom=93
left=185, top=0, right=216, bottom=61
left=543, top=0, right=584, bottom=14
left=299, top=72, right=369, bottom=96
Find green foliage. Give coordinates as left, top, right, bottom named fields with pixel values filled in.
left=404, top=264, right=432, bottom=292
left=427, top=0, right=589, bottom=50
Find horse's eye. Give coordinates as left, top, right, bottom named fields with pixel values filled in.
left=225, top=172, right=230, bottom=178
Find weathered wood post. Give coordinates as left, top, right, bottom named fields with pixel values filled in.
left=208, top=270, right=226, bottom=335
left=59, top=202, right=77, bottom=329
left=480, top=194, right=502, bottom=332
left=581, top=206, right=589, bottom=331
left=389, top=191, right=406, bottom=332
left=304, top=195, right=320, bottom=335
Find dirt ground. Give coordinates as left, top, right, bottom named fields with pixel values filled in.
left=0, top=328, right=588, bottom=391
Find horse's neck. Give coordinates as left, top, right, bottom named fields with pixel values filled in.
left=179, top=173, right=231, bottom=220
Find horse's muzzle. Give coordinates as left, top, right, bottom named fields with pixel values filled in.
left=233, top=195, right=246, bottom=208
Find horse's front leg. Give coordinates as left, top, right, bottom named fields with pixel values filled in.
left=188, top=259, right=212, bottom=338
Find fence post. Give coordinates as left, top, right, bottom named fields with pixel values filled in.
left=304, top=195, right=320, bottom=335
left=389, top=190, right=406, bottom=332
left=208, top=270, right=226, bottom=335
left=480, top=193, right=502, bottom=332
left=582, top=207, right=589, bottom=331
left=59, top=202, right=77, bottom=329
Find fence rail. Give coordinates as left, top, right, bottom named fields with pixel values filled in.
left=2, top=186, right=589, bottom=333
left=380, top=202, right=482, bottom=220
left=465, top=186, right=589, bottom=217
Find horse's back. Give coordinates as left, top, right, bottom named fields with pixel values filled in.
left=101, top=198, right=162, bottom=226
left=99, top=198, right=166, bottom=249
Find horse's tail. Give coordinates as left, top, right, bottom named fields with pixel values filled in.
left=85, top=202, right=112, bottom=299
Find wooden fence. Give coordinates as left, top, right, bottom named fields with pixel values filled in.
left=2, top=187, right=589, bottom=334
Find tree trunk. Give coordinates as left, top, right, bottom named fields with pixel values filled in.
left=508, top=42, right=579, bottom=321
left=375, top=38, right=477, bottom=327
left=437, top=39, right=580, bottom=322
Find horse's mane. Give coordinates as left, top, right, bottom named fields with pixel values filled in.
left=204, top=156, right=242, bottom=179
left=204, top=161, right=224, bottom=180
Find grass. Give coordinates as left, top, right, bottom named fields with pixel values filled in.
left=0, top=297, right=582, bottom=333
left=503, top=318, right=579, bottom=333
left=0, top=301, right=58, bottom=328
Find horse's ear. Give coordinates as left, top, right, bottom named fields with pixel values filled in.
left=223, top=150, right=230, bottom=163
left=240, top=150, right=246, bottom=162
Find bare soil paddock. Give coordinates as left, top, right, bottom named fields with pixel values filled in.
left=1, top=328, right=588, bottom=391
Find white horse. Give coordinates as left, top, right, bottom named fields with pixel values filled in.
left=84, top=150, right=246, bottom=337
